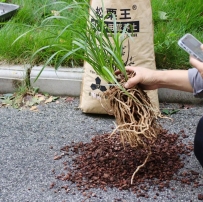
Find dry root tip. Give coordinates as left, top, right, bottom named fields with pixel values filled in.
left=131, top=150, right=152, bottom=184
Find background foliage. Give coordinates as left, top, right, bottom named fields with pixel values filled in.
left=0, top=0, right=203, bottom=69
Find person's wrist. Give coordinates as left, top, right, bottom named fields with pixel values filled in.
left=152, top=70, right=164, bottom=88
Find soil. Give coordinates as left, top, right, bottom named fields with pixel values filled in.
left=52, top=129, right=203, bottom=201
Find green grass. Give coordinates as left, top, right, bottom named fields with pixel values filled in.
left=0, top=0, right=86, bottom=66
left=152, top=0, right=203, bottom=69
left=0, top=0, right=203, bottom=69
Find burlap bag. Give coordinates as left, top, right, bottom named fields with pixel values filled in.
left=79, top=0, right=159, bottom=114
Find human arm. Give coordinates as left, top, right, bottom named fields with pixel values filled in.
left=124, top=45, right=203, bottom=96
left=124, top=66, right=193, bottom=92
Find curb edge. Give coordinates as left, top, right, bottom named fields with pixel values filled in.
left=0, top=65, right=202, bottom=104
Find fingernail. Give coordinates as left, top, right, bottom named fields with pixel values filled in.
left=124, top=83, right=129, bottom=88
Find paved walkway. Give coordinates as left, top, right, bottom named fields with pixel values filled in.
left=0, top=98, right=203, bottom=202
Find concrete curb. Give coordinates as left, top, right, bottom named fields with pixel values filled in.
left=158, top=88, right=203, bottom=104
left=0, top=64, right=202, bottom=104
left=0, top=65, right=28, bottom=93
left=30, top=66, right=83, bottom=96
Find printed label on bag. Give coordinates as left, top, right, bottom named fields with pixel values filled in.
left=91, top=6, right=139, bottom=35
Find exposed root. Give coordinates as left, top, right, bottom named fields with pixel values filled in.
left=102, top=73, right=163, bottom=183
left=131, top=148, right=152, bottom=184
left=104, top=84, right=161, bottom=148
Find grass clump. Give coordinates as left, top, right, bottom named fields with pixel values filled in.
left=0, top=0, right=203, bottom=69
left=0, top=0, right=87, bottom=66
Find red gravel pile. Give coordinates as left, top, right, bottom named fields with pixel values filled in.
left=53, top=129, right=202, bottom=199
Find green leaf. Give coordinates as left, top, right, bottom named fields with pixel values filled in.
left=170, top=109, right=180, bottom=114
left=2, top=98, right=12, bottom=105
left=158, top=11, right=168, bottom=20
left=162, top=109, right=170, bottom=115
left=162, top=109, right=180, bottom=115
left=52, top=96, right=59, bottom=101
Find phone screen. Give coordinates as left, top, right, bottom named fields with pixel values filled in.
left=181, top=34, right=203, bottom=60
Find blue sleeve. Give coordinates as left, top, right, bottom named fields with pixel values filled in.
left=188, top=68, right=203, bottom=98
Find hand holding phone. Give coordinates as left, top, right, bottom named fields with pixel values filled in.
left=178, top=33, right=203, bottom=62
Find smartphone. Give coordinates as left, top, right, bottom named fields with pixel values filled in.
left=178, top=33, right=203, bottom=62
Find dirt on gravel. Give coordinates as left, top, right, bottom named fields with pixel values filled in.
left=52, top=129, right=203, bottom=200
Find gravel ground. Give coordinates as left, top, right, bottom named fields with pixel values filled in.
left=0, top=97, right=203, bottom=202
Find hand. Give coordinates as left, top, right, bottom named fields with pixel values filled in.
left=123, top=66, right=159, bottom=90
left=189, top=44, right=203, bottom=78
left=120, top=66, right=192, bottom=92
